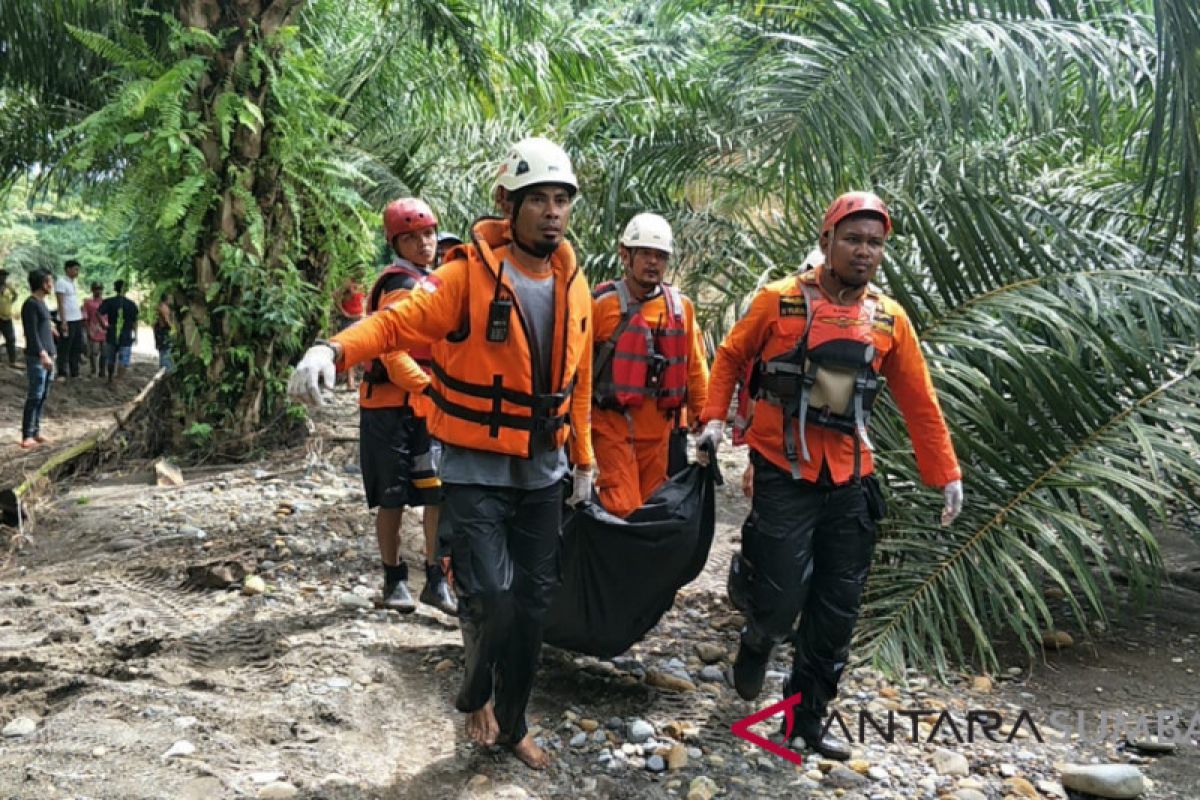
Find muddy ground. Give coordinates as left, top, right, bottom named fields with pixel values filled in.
left=1, top=356, right=160, bottom=470
left=0, top=372, right=1197, bottom=799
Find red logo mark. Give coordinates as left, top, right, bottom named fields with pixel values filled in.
left=730, top=692, right=805, bottom=767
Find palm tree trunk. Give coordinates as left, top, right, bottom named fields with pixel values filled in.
left=174, top=0, right=306, bottom=448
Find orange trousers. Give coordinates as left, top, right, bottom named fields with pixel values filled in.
left=593, top=406, right=673, bottom=518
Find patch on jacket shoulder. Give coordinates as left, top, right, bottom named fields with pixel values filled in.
left=779, top=296, right=807, bottom=317
left=417, top=274, right=443, bottom=294
left=872, top=312, right=894, bottom=334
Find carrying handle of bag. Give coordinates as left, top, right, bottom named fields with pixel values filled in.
left=697, top=440, right=725, bottom=486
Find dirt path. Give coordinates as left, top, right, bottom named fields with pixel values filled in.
left=1, top=356, right=161, bottom=485
left=0, top=383, right=1197, bottom=798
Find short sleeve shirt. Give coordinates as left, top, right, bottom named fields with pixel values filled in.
left=55, top=277, right=82, bottom=322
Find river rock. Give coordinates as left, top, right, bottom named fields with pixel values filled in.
left=687, top=776, right=719, bottom=800
left=646, top=754, right=666, bottom=772
left=646, top=669, right=696, bottom=693
left=162, top=740, right=196, bottom=759
left=629, top=719, right=654, bottom=743
left=2, top=717, right=36, bottom=737
left=338, top=592, right=371, bottom=610
left=1060, top=764, right=1145, bottom=798
left=242, top=575, right=267, bottom=595
left=825, top=765, right=868, bottom=789
left=694, top=643, right=725, bottom=664
left=932, top=747, right=970, bottom=776
left=667, top=743, right=688, bottom=770
left=1041, top=630, right=1075, bottom=649
left=1129, top=736, right=1177, bottom=754
left=250, top=772, right=284, bottom=785
left=256, top=782, right=299, bottom=799
left=1004, top=776, right=1040, bottom=797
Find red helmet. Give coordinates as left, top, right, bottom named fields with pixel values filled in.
left=821, top=191, right=892, bottom=237
left=383, top=198, right=438, bottom=242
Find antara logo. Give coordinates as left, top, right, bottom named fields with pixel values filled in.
left=730, top=692, right=808, bottom=767
left=734, top=693, right=1051, bottom=767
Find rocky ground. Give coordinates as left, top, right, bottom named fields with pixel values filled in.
left=0, top=378, right=1197, bottom=799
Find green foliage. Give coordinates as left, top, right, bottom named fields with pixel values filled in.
left=51, top=9, right=374, bottom=451
left=1, top=183, right=127, bottom=291
left=182, top=421, right=213, bottom=443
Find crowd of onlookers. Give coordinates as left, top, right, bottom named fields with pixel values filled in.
left=1, top=261, right=175, bottom=449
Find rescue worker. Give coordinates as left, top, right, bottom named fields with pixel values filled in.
left=288, top=137, right=594, bottom=771
left=591, top=213, right=709, bottom=517
left=356, top=197, right=455, bottom=616
left=697, top=192, right=963, bottom=760
left=436, top=232, right=463, bottom=264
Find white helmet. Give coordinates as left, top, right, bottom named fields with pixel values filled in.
left=620, top=212, right=674, bottom=254
left=494, top=136, right=578, bottom=195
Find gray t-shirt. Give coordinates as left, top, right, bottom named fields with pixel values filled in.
left=438, top=260, right=569, bottom=490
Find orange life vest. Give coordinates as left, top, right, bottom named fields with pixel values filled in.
left=592, top=281, right=689, bottom=412
left=751, top=276, right=885, bottom=478
left=362, top=261, right=434, bottom=391
left=424, top=219, right=591, bottom=458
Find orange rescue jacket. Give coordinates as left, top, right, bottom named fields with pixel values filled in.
left=703, top=267, right=960, bottom=486
left=358, top=260, right=433, bottom=414
left=334, top=218, right=594, bottom=467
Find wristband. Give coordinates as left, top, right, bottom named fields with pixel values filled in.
left=312, top=339, right=340, bottom=360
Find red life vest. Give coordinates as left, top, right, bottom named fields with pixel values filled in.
left=593, top=281, right=689, bottom=411
left=362, top=261, right=433, bottom=386
left=752, top=278, right=884, bottom=478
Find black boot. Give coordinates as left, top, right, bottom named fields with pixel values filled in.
left=381, top=563, right=415, bottom=613
left=419, top=561, right=458, bottom=616
left=731, top=638, right=771, bottom=701
left=784, top=713, right=852, bottom=761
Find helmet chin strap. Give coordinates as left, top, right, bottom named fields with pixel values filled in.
left=824, top=261, right=868, bottom=304
left=625, top=273, right=659, bottom=298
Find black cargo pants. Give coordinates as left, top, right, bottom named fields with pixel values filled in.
left=442, top=481, right=561, bottom=744
left=731, top=450, right=883, bottom=724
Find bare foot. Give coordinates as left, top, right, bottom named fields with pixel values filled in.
left=510, top=734, right=550, bottom=770
left=465, top=702, right=498, bottom=747
left=34, top=434, right=51, bottom=444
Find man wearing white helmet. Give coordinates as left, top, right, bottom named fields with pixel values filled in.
left=590, top=213, right=709, bottom=516
left=288, top=136, right=593, bottom=770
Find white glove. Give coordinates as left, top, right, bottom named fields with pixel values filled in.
left=941, top=479, right=963, bottom=527
left=288, top=343, right=337, bottom=406
left=696, top=420, right=725, bottom=466
left=566, top=465, right=593, bottom=507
